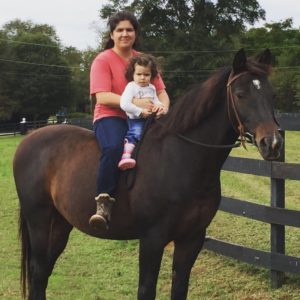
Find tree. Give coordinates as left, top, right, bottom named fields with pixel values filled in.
left=241, top=19, right=300, bottom=111
left=61, top=46, right=94, bottom=114
left=0, top=19, right=73, bottom=121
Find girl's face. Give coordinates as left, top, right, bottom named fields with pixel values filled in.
left=133, top=64, right=152, bottom=87
left=110, top=20, right=136, bottom=50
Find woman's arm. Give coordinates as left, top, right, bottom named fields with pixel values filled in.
left=157, top=89, right=170, bottom=116
left=95, top=92, right=121, bottom=108
left=132, top=97, right=153, bottom=110
left=96, top=92, right=155, bottom=112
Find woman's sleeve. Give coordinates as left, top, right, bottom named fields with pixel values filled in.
left=90, top=56, right=112, bottom=95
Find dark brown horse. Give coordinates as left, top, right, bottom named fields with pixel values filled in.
left=14, top=49, right=283, bottom=300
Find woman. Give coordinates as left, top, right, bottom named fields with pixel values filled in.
left=89, top=11, right=170, bottom=229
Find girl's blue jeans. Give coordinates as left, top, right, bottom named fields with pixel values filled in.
left=125, top=118, right=146, bottom=144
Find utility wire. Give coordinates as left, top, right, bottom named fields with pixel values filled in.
left=0, top=38, right=61, bottom=48
left=0, top=58, right=80, bottom=69
left=0, top=71, right=73, bottom=78
left=0, top=55, right=300, bottom=73
left=1, top=37, right=300, bottom=53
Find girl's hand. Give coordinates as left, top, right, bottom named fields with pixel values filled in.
left=140, top=109, right=152, bottom=119
left=152, top=104, right=167, bottom=118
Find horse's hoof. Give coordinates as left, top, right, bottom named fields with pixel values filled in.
left=89, top=215, right=108, bottom=230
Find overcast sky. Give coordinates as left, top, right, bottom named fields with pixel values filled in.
left=0, top=0, right=299, bottom=50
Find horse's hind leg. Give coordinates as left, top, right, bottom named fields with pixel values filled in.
left=171, top=229, right=206, bottom=300
left=22, top=204, right=72, bottom=300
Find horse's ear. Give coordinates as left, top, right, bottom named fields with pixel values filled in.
left=256, top=48, right=272, bottom=65
left=232, top=48, right=247, bottom=73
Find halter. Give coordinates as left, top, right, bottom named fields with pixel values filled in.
left=226, top=71, right=250, bottom=149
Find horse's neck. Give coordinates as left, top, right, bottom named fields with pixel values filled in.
left=186, top=100, right=237, bottom=147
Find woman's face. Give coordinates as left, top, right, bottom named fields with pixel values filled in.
left=110, top=20, right=136, bottom=50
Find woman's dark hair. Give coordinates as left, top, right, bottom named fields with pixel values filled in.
left=104, top=11, right=140, bottom=50
left=125, top=54, right=159, bottom=82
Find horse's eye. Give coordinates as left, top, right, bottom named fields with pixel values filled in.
left=235, top=93, right=243, bottom=99
left=234, top=89, right=244, bottom=99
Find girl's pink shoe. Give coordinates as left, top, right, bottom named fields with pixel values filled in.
left=118, top=158, right=136, bottom=170
left=118, top=140, right=136, bottom=170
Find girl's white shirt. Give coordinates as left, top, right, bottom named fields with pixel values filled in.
left=120, top=81, right=162, bottom=119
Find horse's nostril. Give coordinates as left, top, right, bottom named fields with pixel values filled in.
left=259, top=137, right=268, bottom=149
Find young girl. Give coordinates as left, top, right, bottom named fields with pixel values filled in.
left=118, top=54, right=165, bottom=170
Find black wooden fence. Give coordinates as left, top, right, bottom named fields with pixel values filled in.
left=203, top=113, right=300, bottom=288
left=0, top=118, right=93, bottom=136
left=0, top=119, right=54, bottom=136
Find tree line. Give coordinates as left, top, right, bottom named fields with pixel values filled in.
left=0, top=0, right=299, bottom=122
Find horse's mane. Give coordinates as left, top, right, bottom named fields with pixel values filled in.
left=159, top=58, right=272, bottom=136
left=158, top=67, right=231, bottom=136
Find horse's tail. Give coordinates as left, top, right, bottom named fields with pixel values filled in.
left=19, top=208, right=31, bottom=299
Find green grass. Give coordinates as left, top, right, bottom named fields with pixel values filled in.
left=0, top=133, right=300, bottom=299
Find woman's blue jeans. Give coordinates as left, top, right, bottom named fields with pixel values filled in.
left=94, top=117, right=128, bottom=196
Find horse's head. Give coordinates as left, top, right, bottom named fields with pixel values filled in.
left=228, top=48, right=283, bottom=161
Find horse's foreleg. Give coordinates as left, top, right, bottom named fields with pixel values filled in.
left=171, top=229, right=206, bottom=300
left=137, top=234, right=166, bottom=300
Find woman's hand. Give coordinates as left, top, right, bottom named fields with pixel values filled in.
left=133, top=98, right=154, bottom=111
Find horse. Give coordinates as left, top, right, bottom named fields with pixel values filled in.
left=13, top=48, right=283, bottom=300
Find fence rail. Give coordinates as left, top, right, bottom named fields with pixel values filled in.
left=204, top=238, right=300, bottom=275
left=203, top=112, right=300, bottom=288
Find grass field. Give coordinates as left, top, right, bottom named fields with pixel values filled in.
left=0, top=132, right=300, bottom=300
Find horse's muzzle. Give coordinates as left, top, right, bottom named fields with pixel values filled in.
left=254, top=123, right=283, bottom=161
left=256, top=130, right=283, bottom=161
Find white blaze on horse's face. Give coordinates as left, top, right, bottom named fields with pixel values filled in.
left=252, top=79, right=261, bottom=89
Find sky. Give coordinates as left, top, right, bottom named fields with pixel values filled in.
left=0, top=0, right=299, bottom=50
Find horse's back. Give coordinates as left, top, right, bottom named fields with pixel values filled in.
left=13, top=125, right=97, bottom=184
left=14, top=124, right=95, bottom=153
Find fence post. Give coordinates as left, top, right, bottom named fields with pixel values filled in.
left=270, top=130, right=285, bottom=288
left=19, top=117, right=28, bottom=135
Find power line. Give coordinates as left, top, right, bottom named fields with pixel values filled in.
left=0, top=58, right=80, bottom=69
left=0, top=38, right=60, bottom=48
left=0, top=57, right=299, bottom=76
left=0, top=37, right=300, bottom=53
left=0, top=54, right=300, bottom=76
left=164, top=67, right=300, bottom=73
left=0, top=71, right=73, bottom=78
left=149, top=45, right=300, bottom=54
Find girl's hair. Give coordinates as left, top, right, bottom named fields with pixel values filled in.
left=125, top=54, right=159, bottom=82
left=104, top=11, right=140, bottom=50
